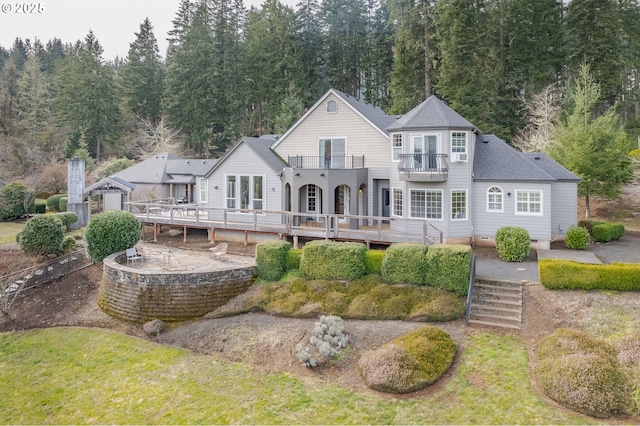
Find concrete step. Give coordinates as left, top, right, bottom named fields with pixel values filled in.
left=468, top=317, right=522, bottom=330
left=474, top=282, right=522, bottom=295
left=471, top=304, right=522, bottom=317
left=468, top=279, right=523, bottom=330
left=473, top=292, right=522, bottom=304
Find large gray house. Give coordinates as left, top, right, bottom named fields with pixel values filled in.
left=194, top=89, right=579, bottom=249
left=97, top=88, right=578, bottom=248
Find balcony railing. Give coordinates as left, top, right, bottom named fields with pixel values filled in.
left=287, top=155, right=365, bottom=169
left=398, top=153, right=449, bottom=173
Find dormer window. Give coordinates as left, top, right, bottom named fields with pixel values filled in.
left=326, top=100, right=337, bottom=113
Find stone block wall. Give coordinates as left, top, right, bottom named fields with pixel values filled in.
left=98, top=253, right=255, bottom=322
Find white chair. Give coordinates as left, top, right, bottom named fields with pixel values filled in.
left=126, top=248, right=143, bottom=265
left=209, top=243, right=228, bottom=261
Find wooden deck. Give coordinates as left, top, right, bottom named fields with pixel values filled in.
left=126, top=202, right=443, bottom=246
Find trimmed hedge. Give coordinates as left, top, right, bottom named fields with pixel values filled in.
left=256, top=240, right=291, bottom=281
left=59, top=196, right=68, bottom=212
left=84, top=210, right=142, bottom=262
left=364, top=250, right=385, bottom=274
left=19, top=215, right=65, bottom=256
left=565, top=225, right=589, bottom=250
left=28, top=201, right=46, bottom=214
left=299, top=240, right=367, bottom=281
left=286, top=249, right=302, bottom=271
left=426, top=244, right=472, bottom=296
left=495, top=226, right=530, bottom=262
left=540, top=259, right=640, bottom=291
left=46, top=194, right=66, bottom=212
left=591, top=222, right=625, bottom=243
left=381, top=243, right=429, bottom=285
left=51, top=212, right=79, bottom=231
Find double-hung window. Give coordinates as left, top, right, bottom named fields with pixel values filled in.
left=516, top=190, right=542, bottom=215
left=392, top=133, right=403, bottom=161
left=410, top=189, right=442, bottom=219
left=451, top=132, right=468, bottom=162
left=392, top=188, right=403, bottom=216
left=487, top=186, right=503, bottom=212
left=451, top=190, right=467, bottom=220
left=199, top=178, right=208, bottom=203
left=226, top=175, right=264, bottom=211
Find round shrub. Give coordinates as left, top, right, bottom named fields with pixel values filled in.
left=534, top=328, right=630, bottom=417
left=59, top=196, right=68, bottom=212
left=256, top=240, right=291, bottom=281
left=495, top=226, right=530, bottom=262
left=358, top=326, right=456, bottom=393
left=347, top=294, right=379, bottom=318
left=565, top=225, right=589, bottom=250
left=19, top=215, right=65, bottom=256
left=0, top=181, right=35, bottom=220
left=46, top=194, right=66, bottom=212
left=61, top=236, right=77, bottom=252
left=84, top=210, right=142, bottom=262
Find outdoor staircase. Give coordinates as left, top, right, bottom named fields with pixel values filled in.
left=468, top=278, right=523, bottom=330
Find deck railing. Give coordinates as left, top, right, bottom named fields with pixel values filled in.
left=125, top=202, right=443, bottom=245
left=287, top=155, right=365, bottom=169
left=465, top=255, right=477, bottom=325
left=398, top=153, right=448, bottom=174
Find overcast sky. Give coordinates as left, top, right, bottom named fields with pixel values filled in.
left=0, top=0, right=297, bottom=61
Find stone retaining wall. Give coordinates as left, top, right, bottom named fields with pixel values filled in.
left=98, top=252, right=255, bottom=322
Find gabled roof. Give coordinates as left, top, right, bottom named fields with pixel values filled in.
left=271, top=88, right=394, bottom=149
left=386, top=95, right=476, bottom=131
left=201, top=136, right=288, bottom=177
left=473, top=135, right=579, bottom=182
left=84, top=176, right=135, bottom=194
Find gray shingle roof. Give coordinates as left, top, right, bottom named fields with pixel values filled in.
left=113, top=152, right=217, bottom=184
left=333, top=89, right=398, bottom=132
left=386, top=95, right=476, bottom=131
left=474, top=135, right=579, bottom=182
left=204, top=136, right=288, bottom=177
left=84, top=176, right=135, bottom=194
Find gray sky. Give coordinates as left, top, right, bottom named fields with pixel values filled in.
left=0, top=0, right=297, bottom=61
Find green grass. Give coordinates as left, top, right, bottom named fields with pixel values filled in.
left=0, top=328, right=593, bottom=424
left=0, top=221, right=25, bottom=244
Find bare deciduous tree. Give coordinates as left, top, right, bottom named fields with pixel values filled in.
left=129, top=115, right=183, bottom=160
left=512, top=84, right=563, bottom=153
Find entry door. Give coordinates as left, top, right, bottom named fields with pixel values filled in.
left=319, top=138, right=346, bottom=168
left=413, top=135, right=438, bottom=170
left=382, top=188, right=390, bottom=218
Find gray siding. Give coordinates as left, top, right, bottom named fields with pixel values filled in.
left=550, top=182, right=578, bottom=235
left=472, top=181, right=552, bottom=241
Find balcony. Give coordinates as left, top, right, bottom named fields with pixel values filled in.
left=287, top=155, right=365, bottom=169
left=398, top=153, right=448, bottom=182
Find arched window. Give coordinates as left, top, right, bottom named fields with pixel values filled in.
left=487, top=186, right=503, bottom=212
left=326, top=100, right=337, bottom=113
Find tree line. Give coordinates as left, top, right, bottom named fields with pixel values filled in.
left=0, top=0, right=639, bottom=189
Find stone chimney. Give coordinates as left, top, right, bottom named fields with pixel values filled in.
left=67, top=158, right=88, bottom=229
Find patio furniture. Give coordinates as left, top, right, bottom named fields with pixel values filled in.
left=209, top=243, right=228, bottom=261
left=126, top=248, right=144, bottom=265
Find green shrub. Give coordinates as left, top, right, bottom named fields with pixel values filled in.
left=61, top=236, right=77, bottom=252
left=59, top=197, right=68, bottom=212
left=534, top=328, right=629, bottom=417
left=577, top=219, right=604, bottom=235
left=364, top=249, right=385, bottom=274
left=286, top=249, right=302, bottom=271
left=51, top=212, right=79, bottom=231
left=256, top=240, right=291, bottom=281
left=540, top=259, right=640, bottom=291
left=84, top=210, right=142, bottom=262
left=299, top=240, right=367, bottom=281
left=28, top=201, right=46, bottom=214
left=46, top=194, right=66, bottom=212
left=358, top=326, right=456, bottom=393
left=565, top=225, right=590, bottom=250
left=591, top=222, right=625, bottom=242
left=0, top=181, right=35, bottom=220
left=495, top=226, right=530, bottom=262
left=19, top=215, right=65, bottom=256
left=381, top=243, right=428, bottom=284
left=426, top=244, right=472, bottom=296
left=347, top=294, right=379, bottom=318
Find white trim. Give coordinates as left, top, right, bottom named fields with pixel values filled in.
left=271, top=89, right=390, bottom=150
left=410, top=132, right=442, bottom=154
left=198, top=178, right=208, bottom=204
left=451, top=189, right=468, bottom=221
left=391, top=187, right=403, bottom=217
left=391, top=133, right=403, bottom=162
left=451, top=131, right=468, bottom=160
left=486, top=186, right=504, bottom=213
left=409, top=188, right=443, bottom=220
left=515, top=189, right=543, bottom=216
left=326, top=100, right=337, bottom=113
left=224, top=174, right=266, bottom=213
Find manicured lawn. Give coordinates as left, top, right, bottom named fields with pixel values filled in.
left=0, top=328, right=592, bottom=424
left=0, top=221, right=24, bottom=244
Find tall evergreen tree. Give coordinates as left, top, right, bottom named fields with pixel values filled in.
left=166, top=0, right=195, bottom=59
left=292, top=0, right=324, bottom=105
left=53, top=31, right=121, bottom=162
left=0, top=59, right=19, bottom=135
left=549, top=64, right=633, bottom=217
left=16, top=53, right=51, bottom=143
left=122, top=18, right=165, bottom=123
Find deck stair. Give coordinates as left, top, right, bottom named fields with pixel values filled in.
left=468, top=278, right=523, bottom=329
